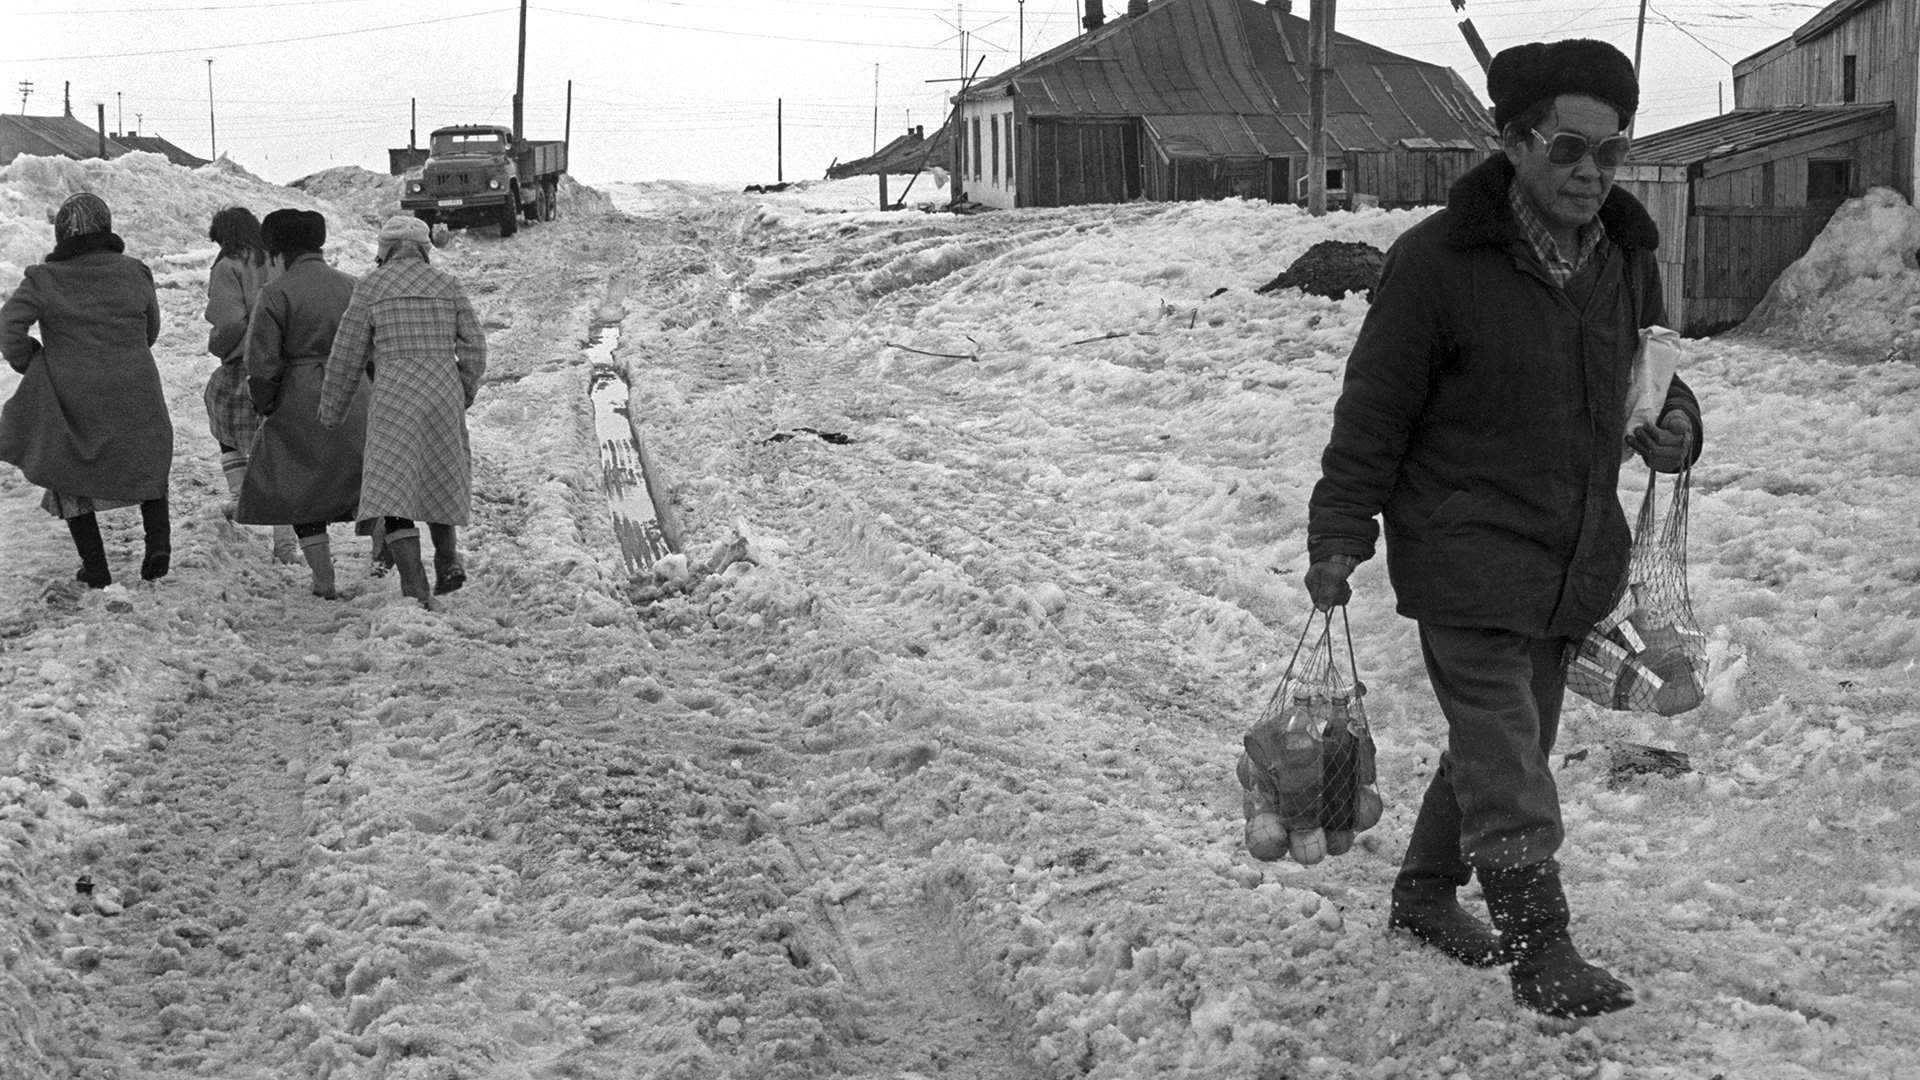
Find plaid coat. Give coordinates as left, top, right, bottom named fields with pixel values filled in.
left=319, top=250, right=485, bottom=525
left=202, top=254, right=272, bottom=450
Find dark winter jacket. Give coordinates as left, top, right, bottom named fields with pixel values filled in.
left=1308, top=155, right=1703, bottom=639
left=0, top=232, right=171, bottom=501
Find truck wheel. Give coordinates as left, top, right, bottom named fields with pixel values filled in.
left=497, top=196, right=518, bottom=238
left=540, top=181, right=558, bottom=221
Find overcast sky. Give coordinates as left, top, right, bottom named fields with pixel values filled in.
left=2, top=0, right=1827, bottom=186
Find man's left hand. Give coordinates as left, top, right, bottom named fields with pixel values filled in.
left=1628, top=412, right=1694, bottom=473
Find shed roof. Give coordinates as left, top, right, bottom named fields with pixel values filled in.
left=1794, top=0, right=1880, bottom=45
left=1626, top=104, right=1894, bottom=166
left=113, top=134, right=209, bottom=168
left=960, top=0, right=1494, bottom=155
left=0, top=113, right=128, bottom=162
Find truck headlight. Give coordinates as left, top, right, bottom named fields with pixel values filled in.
left=488, top=178, right=502, bottom=190
left=408, top=182, right=423, bottom=193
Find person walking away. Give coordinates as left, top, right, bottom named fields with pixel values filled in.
left=202, top=205, right=299, bottom=563
left=0, top=192, right=172, bottom=588
left=321, top=215, right=486, bottom=608
left=1302, top=39, right=1703, bottom=1019
left=232, top=209, right=366, bottom=599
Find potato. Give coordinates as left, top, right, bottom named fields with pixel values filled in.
left=1288, top=827, right=1327, bottom=865
left=1245, top=810, right=1289, bottom=862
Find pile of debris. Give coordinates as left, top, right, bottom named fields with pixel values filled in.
left=1258, top=240, right=1385, bottom=302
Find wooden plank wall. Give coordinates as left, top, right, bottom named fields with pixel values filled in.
left=1347, top=149, right=1489, bottom=208
left=1029, top=122, right=1137, bottom=207
left=1733, top=0, right=1917, bottom=199
left=1612, top=173, right=1690, bottom=331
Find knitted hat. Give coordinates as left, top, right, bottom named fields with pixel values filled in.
left=375, top=215, right=432, bottom=262
left=261, top=209, right=327, bottom=255
left=54, top=192, right=112, bottom=241
left=1487, top=39, right=1638, bottom=130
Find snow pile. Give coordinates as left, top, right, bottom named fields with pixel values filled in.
left=0, top=156, right=1917, bottom=1080
left=1741, top=186, right=1920, bottom=354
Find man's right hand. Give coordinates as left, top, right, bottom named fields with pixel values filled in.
left=1304, top=558, right=1356, bottom=611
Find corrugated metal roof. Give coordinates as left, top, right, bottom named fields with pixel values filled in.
left=1626, top=104, right=1894, bottom=166
left=963, top=0, right=1495, bottom=156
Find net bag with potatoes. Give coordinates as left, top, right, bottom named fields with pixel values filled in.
left=1237, top=606, right=1382, bottom=865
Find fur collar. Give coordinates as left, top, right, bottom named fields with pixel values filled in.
left=47, top=231, right=126, bottom=263
left=1444, top=155, right=1659, bottom=253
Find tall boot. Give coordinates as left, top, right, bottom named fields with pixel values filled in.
left=139, top=499, right=171, bottom=581
left=428, top=523, right=465, bottom=595
left=1481, top=858, right=1634, bottom=1019
left=271, top=524, right=300, bottom=565
left=219, top=450, right=248, bottom=520
left=386, top=530, right=434, bottom=609
left=1387, top=767, right=1504, bottom=967
left=68, top=513, right=111, bottom=588
left=299, top=532, right=338, bottom=599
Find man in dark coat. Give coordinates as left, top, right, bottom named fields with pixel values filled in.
left=233, top=209, right=367, bottom=598
left=1303, top=39, right=1704, bottom=1019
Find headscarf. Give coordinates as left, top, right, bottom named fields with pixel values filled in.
left=54, top=192, right=113, bottom=241
left=376, top=215, right=432, bottom=264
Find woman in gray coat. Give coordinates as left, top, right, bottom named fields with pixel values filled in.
left=0, top=192, right=171, bottom=588
left=232, top=209, right=368, bottom=598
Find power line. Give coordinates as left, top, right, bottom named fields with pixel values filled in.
left=0, top=8, right=513, bottom=62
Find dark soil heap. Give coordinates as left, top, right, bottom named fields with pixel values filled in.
left=1258, top=240, right=1385, bottom=302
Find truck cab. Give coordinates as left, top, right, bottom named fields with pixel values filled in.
left=401, top=124, right=565, bottom=236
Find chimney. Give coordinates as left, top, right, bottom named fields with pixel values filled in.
left=1084, top=0, right=1105, bottom=31
left=1128, top=0, right=1148, bottom=15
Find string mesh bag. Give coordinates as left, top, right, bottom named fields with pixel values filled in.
left=1237, top=607, right=1383, bottom=865
left=1567, top=467, right=1709, bottom=715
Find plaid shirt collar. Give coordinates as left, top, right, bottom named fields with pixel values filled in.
left=1508, top=182, right=1608, bottom=286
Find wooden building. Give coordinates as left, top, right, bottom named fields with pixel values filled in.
left=0, top=112, right=127, bottom=167
left=1615, top=104, right=1897, bottom=336
left=950, top=0, right=1496, bottom=210
left=1613, top=0, right=1917, bottom=335
left=1733, top=0, right=1917, bottom=200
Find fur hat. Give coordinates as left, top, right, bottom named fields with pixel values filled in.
left=261, top=209, right=327, bottom=256
left=54, top=192, right=112, bottom=241
left=1487, top=39, right=1638, bottom=130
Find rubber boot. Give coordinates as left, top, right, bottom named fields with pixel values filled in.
left=139, top=499, right=171, bottom=581
left=299, top=532, right=338, bottom=599
left=428, top=523, right=465, bottom=595
left=271, top=524, right=300, bottom=565
left=68, top=513, right=111, bottom=588
left=1387, top=768, right=1504, bottom=968
left=386, top=531, right=434, bottom=609
left=219, top=450, right=247, bottom=520
left=1481, top=858, right=1635, bottom=1019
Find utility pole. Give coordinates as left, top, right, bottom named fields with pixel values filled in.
left=513, top=0, right=527, bottom=140
left=116, top=91, right=122, bottom=136
left=205, top=59, right=217, bottom=160
left=1307, top=0, right=1333, bottom=215
left=777, top=98, right=784, bottom=183
left=1630, top=0, right=1649, bottom=136
left=1019, top=0, right=1026, bottom=63
left=873, top=63, right=879, bottom=153
left=17, top=80, right=31, bottom=114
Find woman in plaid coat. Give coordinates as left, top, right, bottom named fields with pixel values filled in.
left=320, top=216, right=486, bottom=607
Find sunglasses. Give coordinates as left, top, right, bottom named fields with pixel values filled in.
left=1530, top=128, right=1632, bottom=168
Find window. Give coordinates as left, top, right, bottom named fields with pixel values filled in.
left=971, top=117, right=982, bottom=180
left=1326, top=167, right=1345, bottom=193
left=1005, top=120, right=1015, bottom=185
left=1808, top=159, right=1851, bottom=204
left=991, top=115, right=1000, bottom=185
left=1843, top=55, right=1857, bottom=103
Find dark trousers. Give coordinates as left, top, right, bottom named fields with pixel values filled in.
left=1416, top=624, right=1571, bottom=873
